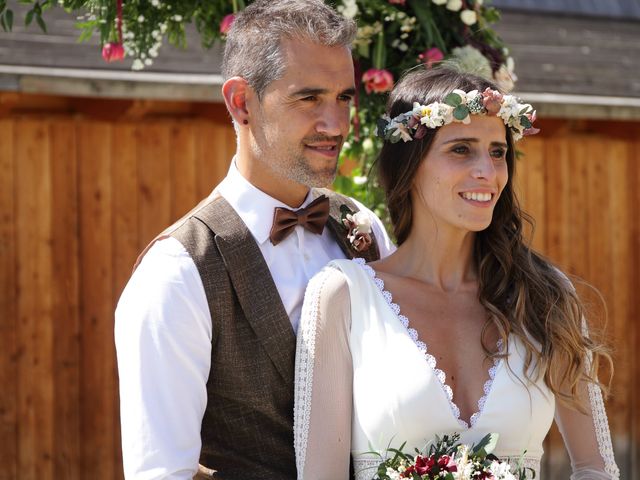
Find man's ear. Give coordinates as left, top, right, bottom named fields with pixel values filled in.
left=222, top=76, right=252, bottom=126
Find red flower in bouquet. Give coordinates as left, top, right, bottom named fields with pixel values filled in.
left=102, top=42, right=125, bottom=62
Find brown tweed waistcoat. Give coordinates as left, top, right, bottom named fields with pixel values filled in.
left=170, top=189, right=381, bottom=479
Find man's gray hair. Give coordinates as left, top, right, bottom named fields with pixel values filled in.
left=222, top=0, right=357, bottom=99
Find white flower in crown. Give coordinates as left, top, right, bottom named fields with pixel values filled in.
left=498, top=95, right=521, bottom=123
left=416, top=102, right=448, bottom=128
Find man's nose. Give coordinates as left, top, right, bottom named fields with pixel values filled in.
left=315, top=103, right=349, bottom=137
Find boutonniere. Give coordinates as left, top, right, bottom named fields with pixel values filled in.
left=340, top=205, right=373, bottom=253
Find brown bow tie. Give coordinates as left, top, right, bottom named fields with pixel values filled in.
left=269, top=195, right=331, bottom=246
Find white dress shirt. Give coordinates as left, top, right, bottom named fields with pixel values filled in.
left=115, top=161, right=395, bottom=479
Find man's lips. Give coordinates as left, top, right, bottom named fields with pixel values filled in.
left=305, top=143, right=339, bottom=157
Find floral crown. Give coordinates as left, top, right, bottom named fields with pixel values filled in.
left=376, top=87, right=540, bottom=143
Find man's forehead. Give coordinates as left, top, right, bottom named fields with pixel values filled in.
left=276, top=39, right=355, bottom=91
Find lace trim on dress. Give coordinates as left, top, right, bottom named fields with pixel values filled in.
left=293, top=267, right=335, bottom=479
left=353, top=258, right=503, bottom=429
left=580, top=318, right=620, bottom=479
left=587, top=380, right=620, bottom=479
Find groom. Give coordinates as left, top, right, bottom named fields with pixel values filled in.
left=115, top=0, right=394, bottom=479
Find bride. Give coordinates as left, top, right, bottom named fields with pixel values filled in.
left=293, top=67, right=619, bottom=480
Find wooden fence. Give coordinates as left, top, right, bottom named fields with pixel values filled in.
left=0, top=107, right=638, bottom=478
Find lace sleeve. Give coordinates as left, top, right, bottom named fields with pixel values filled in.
left=554, top=319, right=619, bottom=479
left=294, top=266, right=353, bottom=480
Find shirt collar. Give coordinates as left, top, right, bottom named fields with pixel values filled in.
left=216, top=159, right=320, bottom=245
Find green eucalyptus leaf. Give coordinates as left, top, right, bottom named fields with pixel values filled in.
left=453, top=105, right=469, bottom=121
left=443, top=92, right=462, bottom=107
left=77, top=27, right=93, bottom=43
left=472, top=432, right=499, bottom=456
left=0, top=0, right=6, bottom=13
left=25, top=9, right=34, bottom=26
left=520, top=115, right=532, bottom=128
left=0, top=14, right=7, bottom=32
left=5, top=8, right=12, bottom=30
left=35, top=13, right=46, bottom=33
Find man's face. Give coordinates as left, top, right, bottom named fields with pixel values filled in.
left=247, top=39, right=355, bottom=188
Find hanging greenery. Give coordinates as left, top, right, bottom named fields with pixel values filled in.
left=1, top=0, right=515, bottom=223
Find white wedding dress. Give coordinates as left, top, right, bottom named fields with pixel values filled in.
left=294, top=258, right=619, bottom=480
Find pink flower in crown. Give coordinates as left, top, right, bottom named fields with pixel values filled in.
left=362, top=68, right=394, bottom=94
left=102, top=42, right=125, bottom=62
left=481, top=87, right=503, bottom=116
left=388, top=0, right=406, bottom=4
left=523, top=110, right=541, bottom=136
left=220, top=13, right=235, bottom=35
left=418, top=47, right=444, bottom=68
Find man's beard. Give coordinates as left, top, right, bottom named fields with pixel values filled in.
left=255, top=134, right=342, bottom=188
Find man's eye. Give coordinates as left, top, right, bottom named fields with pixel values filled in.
left=301, top=95, right=317, bottom=102
left=338, top=95, right=353, bottom=103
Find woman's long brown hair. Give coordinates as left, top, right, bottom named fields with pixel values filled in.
left=377, top=67, right=612, bottom=408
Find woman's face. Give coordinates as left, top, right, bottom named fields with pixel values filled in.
left=412, top=115, right=509, bottom=233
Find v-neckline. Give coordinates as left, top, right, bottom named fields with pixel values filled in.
left=353, top=258, right=505, bottom=429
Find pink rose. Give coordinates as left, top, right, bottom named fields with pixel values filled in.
left=418, top=47, right=444, bottom=68
left=388, top=0, right=406, bottom=4
left=220, top=13, right=235, bottom=35
left=362, top=68, right=394, bottom=94
left=102, top=42, right=125, bottom=63
left=481, top=87, right=503, bottom=115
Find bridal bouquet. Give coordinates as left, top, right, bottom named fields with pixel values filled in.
left=371, top=433, right=534, bottom=480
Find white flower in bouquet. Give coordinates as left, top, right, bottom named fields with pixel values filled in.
left=446, top=0, right=463, bottom=11
left=489, top=459, right=517, bottom=479
left=460, top=9, right=478, bottom=26
left=337, top=0, right=358, bottom=19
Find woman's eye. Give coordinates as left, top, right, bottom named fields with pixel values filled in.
left=452, top=145, right=470, bottom=155
left=491, top=148, right=506, bottom=158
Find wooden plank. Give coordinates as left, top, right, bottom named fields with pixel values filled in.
left=632, top=139, right=640, bottom=478
left=112, top=123, right=139, bottom=300
left=15, top=119, right=55, bottom=480
left=517, top=137, right=546, bottom=252
left=49, top=120, right=81, bottom=480
left=565, top=136, right=590, bottom=279
left=195, top=121, right=234, bottom=199
left=137, top=122, right=171, bottom=249
left=78, top=121, right=115, bottom=479
left=170, top=121, right=198, bottom=219
left=542, top=138, right=571, bottom=267
left=111, top=122, right=139, bottom=480
left=605, top=139, right=632, bottom=477
left=0, top=119, right=17, bottom=480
